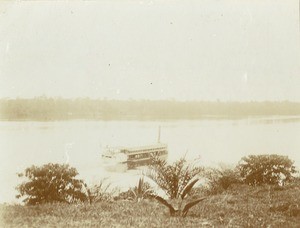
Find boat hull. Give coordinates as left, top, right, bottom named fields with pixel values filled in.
left=101, top=143, right=168, bottom=171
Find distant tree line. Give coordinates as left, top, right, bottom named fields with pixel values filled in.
left=1, top=97, right=300, bottom=121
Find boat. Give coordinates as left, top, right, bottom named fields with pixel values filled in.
left=101, top=127, right=168, bottom=171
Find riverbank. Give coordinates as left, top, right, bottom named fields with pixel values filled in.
left=1, top=183, right=300, bottom=227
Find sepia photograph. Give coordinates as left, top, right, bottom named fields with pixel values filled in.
left=0, top=0, right=300, bottom=227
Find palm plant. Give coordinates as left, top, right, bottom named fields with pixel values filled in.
left=146, top=157, right=206, bottom=217
left=130, top=177, right=153, bottom=202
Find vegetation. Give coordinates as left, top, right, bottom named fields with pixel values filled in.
left=83, top=178, right=117, bottom=204
left=113, top=178, right=153, bottom=202
left=1, top=97, right=300, bottom=120
left=203, top=165, right=242, bottom=194
left=145, top=157, right=206, bottom=217
left=16, top=163, right=87, bottom=205
left=146, top=157, right=203, bottom=199
left=238, top=154, right=297, bottom=186
left=2, top=155, right=298, bottom=226
left=1, top=182, right=300, bottom=227
left=150, top=185, right=206, bottom=218
left=130, top=177, right=153, bottom=202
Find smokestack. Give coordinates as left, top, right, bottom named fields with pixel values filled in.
left=158, top=126, right=161, bottom=143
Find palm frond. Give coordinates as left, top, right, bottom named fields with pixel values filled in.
left=142, top=188, right=153, bottom=197
left=150, top=194, right=176, bottom=215
left=137, top=178, right=143, bottom=192
left=182, top=197, right=206, bottom=217
left=130, top=189, right=137, bottom=198
left=145, top=166, right=172, bottom=198
left=181, top=178, right=199, bottom=199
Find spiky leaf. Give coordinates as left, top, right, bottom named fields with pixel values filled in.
left=181, top=178, right=199, bottom=199
left=182, top=197, right=206, bottom=217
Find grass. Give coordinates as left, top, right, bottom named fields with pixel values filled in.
left=1, top=182, right=300, bottom=228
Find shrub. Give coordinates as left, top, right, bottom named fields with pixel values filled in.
left=83, top=178, right=117, bottom=204
left=237, top=154, right=297, bottom=186
left=16, top=163, right=86, bottom=205
left=130, top=177, right=153, bottom=202
left=204, top=166, right=242, bottom=194
left=115, top=177, right=153, bottom=201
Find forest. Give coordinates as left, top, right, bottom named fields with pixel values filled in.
left=1, top=97, right=300, bottom=121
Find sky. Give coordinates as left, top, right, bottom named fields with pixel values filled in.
left=0, top=0, right=299, bottom=101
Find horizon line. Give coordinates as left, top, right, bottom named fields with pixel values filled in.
left=1, top=96, right=300, bottom=103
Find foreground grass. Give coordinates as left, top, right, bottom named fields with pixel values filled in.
left=1, top=183, right=300, bottom=228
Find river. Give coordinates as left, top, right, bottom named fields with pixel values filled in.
left=1, top=117, right=300, bottom=203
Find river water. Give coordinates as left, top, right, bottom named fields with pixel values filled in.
left=1, top=117, right=300, bottom=203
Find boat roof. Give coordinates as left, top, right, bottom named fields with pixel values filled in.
left=120, top=143, right=167, bottom=151
left=103, top=143, right=168, bottom=156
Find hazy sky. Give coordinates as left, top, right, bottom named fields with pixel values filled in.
left=0, top=0, right=299, bottom=101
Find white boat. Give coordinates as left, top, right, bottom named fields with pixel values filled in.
left=101, top=128, right=168, bottom=171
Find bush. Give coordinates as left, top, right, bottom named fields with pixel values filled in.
left=16, top=163, right=87, bottom=205
left=130, top=177, right=153, bottom=202
left=204, top=166, right=241, bottom=194
left=237, top=154, right=297, bottom=186
left=115, top=177, right=153, bottom=201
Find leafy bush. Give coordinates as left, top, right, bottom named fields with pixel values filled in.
left=16, top=163, right=86, bottom=205
left=204, top=166, right=242, bottom=194
left=237, top=154, right=297, bottom=186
